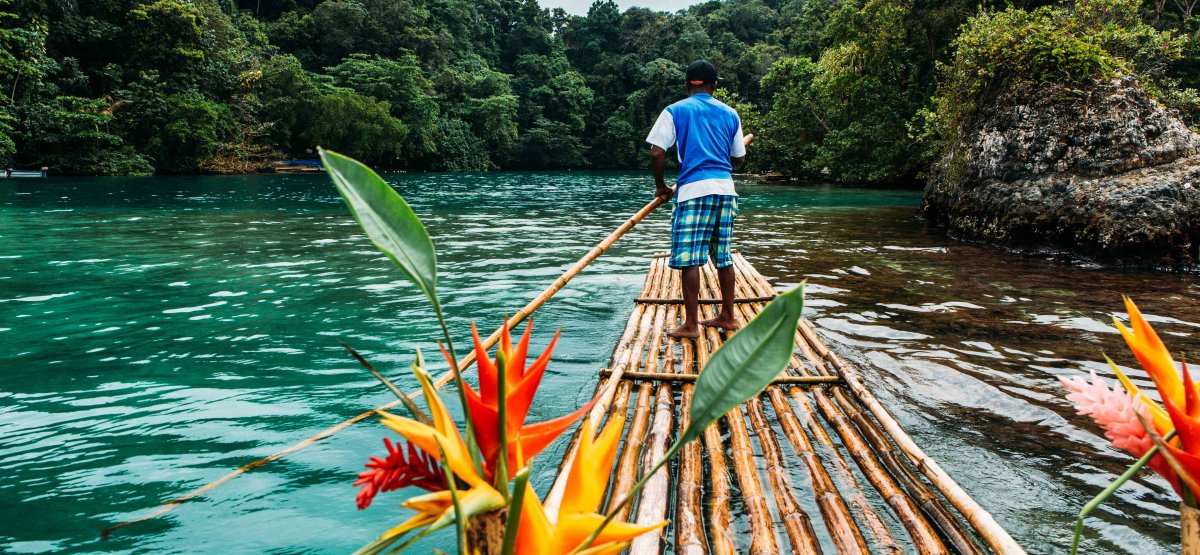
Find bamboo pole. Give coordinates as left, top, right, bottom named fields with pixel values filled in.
left=831, top=388, right=985, bottom=555
left=796, top=320, right=1027, bottom=555
left=728, top=254, right=946, bottom=553
left=630, top=384, right=674, bottom=554
left=729, top=257, right=899, bottom=553
left=597, top=369, right=841, bottom=384
left=695, top=267, right=781, bottom=554
left=722, top=264, right=877, bottom=554
left=675, top=381, right=708, bottom=555
left=702, top=262, right=827, bottom=554
left=545, top=253, right=669, bottom=519
left=785, top=384, right=900, bottom=553
left=606, top=257, right=670, bottom=521
left=806, top=370, right=949, bottom=553
left=689, top=299, right=737, bottom=555
left=627, top=262, right=678, bottom=554
left=102, top=195, right=668, bottom=538
left=634, top=294, right=777, bottom=305
left=746, top=396, right=824, bottom=554
left=765, top=387, right=872, bottom=555
left=724, top=261, right=882, bottom=555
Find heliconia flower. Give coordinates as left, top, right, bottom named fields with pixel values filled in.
left=515, top=415, right=667, bottom=554
left=1114, top=296, right=1187, bottom=410
left=354, top=438, right=446, bottom=510
left=1106, top=356, right=1173, bottom=437
left=358, top=364, right=506, bottom=553
left=1158, top=361, right=1200, bottom=496
left=442, top=320, right=597, bottom=481
left=1060, top=371, right=1181, bottom=493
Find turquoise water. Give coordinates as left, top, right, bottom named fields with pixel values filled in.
left=2, top=173, right=1198, bottom=553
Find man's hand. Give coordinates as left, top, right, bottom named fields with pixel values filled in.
left=649, top=145, right=670, bottom=198
left=743, top=133, right=755, bottom=147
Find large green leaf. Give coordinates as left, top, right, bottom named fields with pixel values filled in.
left=320, top=148, right=438, bottom=305
left=678, top=284, right=805, bottom=447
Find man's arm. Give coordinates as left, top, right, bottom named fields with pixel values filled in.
left=730, top=133, right=754, bottom=169
left=650, top=146, right=671, bottom=198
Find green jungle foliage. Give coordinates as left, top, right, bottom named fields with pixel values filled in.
left=0, top=0, right=1196, bottom=180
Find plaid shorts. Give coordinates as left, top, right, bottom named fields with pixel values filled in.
left=670, top=194, right=738, bottom=269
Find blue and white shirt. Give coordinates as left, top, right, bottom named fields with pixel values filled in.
left=645, top=93, right=746, bottom=203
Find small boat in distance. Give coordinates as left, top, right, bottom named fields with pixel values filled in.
left=4, top=167, right=48, bottom=178
left=270, top=159, right=323, bottom=174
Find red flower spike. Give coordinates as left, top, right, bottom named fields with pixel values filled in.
left=514, top=395, right=599, bottom=467
left=510, top=319, right=535, bottom=383
left=509, top=330, right=560, bottom=431
left=471, top=322, right=499, bottom=405
left=354, top=437, right=446, bottom=510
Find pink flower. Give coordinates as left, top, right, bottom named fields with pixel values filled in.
left=1060, top=371, right=1181, bottom=494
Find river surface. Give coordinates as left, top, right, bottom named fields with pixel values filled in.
left=1, top=172, right=1198, bottom=554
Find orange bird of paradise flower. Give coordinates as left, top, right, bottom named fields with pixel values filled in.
left=359, top=365, right=505, bottom=554
left=441, top=320, right=596, bottom=481
left=1112, top=296, right=1195, bottom=436
left=1116, top=297, right=1200, bottom=497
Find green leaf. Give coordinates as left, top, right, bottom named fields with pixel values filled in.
left=319, top=148, right=438, bottom=305
left=678, top=283, right=805, bottom=447
left=501, top=467, right=530, bottom=555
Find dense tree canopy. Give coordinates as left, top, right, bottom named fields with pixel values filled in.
left=0, top=0, right=1196, bottom=180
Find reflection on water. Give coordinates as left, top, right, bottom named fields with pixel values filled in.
left=1, top=174, right=1197, bottom=554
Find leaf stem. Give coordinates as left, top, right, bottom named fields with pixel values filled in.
left=500, top=468, right=530, bottom=555
left=1070, top=429, right=1177, bottom=554
left=432, top=299, right=484, bottom=475
left=495, top=352, right=510, bottom=501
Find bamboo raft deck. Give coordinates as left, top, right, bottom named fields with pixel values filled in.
left=545, top=252, right=1024, bottom=555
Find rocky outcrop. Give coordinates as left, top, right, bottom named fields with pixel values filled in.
left=921, top=76, right=1200, bottom=269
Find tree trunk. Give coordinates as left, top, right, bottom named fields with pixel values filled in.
left=465, top=508, right=508, bottom=555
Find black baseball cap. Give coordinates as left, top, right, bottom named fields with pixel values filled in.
left=686, top=60, right=718, bottom=85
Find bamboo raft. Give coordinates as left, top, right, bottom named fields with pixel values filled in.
left=544, top=252, right=1025, bottom=555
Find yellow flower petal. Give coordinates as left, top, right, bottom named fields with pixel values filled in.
left=557, top=513, right=667, bottom=552
left=575, top=542, right=631, bottom=555
left=515, top=483, right=555, bottom=554
left=399, top=490, right=453, bottom=515
left=1116, top=297, right=1184, bottom=407
left=562, top=415, right=625, bottom=515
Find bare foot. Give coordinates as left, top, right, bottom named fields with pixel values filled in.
left=701, top=316, right=740, bottom=331
left=667, top=323, right=701, bottom=339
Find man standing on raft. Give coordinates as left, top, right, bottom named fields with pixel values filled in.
left=646, top=59, right=753, bottom=339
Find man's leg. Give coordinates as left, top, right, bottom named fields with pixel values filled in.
left=701, top=195, right=739, bottom=330
left=667, top=265, right=701, bottom=339
left=701, top=264, right=739, bottom=330
left=667, top=196, right=712, bottom=339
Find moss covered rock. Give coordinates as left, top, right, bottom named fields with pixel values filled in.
left=921, top=76, right=1200, bottom=269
